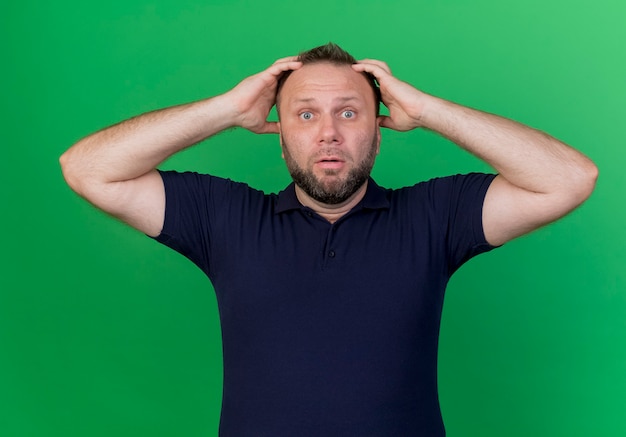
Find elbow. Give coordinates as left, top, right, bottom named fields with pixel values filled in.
left=59, top=150, right=75, bottom=187
left=568, top=158, right=599, bottom=207
left=59, top=150, right=70, bottom=177
left=59, top=148, right=86, bottom=196
left=580, top=159, right=599, bottom=199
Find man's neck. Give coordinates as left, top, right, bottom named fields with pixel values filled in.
left=294, top=181, right=369, bottom=224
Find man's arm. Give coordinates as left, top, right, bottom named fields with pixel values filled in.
left=60, top=57, right=302, bottom=237
left=353, top=60, right=598, bottom=246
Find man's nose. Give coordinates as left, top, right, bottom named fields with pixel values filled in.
left=318, top=115, right=342, bottom=145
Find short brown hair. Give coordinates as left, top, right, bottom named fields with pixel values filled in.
left=276, top=42, right=381, bottom=116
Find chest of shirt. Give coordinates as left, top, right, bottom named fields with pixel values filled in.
left=209, top=207, right=449, bottom=332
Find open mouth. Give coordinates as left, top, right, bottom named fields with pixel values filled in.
left=316, top=158, right=345, bottom=170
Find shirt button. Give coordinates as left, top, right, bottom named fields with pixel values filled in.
left=328, top=250, right=336, bottom=258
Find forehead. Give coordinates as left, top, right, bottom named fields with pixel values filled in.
left=280, top=62, right=374, bottom=106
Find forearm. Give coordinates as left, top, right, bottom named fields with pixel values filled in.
left=419, top=94, right=597, bottom=197
left=60, top=94, right=237, bottom=191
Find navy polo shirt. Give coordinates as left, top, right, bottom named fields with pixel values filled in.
left=154, top=170, right=496, bottom=436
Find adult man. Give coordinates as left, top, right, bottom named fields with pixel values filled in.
left=60, top=43, right=597, bottom=435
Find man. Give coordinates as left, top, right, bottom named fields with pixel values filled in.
left=60, top=43, right=597, bottom=435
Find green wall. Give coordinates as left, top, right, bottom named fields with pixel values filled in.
left=2, top=1, right=624, bottom=435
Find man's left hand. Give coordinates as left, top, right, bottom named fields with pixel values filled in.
left=352, top=59, right=429, bottom=132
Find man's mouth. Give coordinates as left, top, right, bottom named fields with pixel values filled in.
left=316, top=157, right=346, bottom=169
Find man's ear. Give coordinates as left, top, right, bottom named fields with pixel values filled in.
left=375, top=117, right=383, bottom=154
left=277, top=122, right=285, bottom=159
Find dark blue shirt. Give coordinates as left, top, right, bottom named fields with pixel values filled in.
left=154, top=171, right=496, bottom=436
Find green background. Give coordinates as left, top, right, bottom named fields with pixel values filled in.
left=2, top=0, right=625, bottom=435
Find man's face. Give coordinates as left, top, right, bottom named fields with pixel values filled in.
left=277, top=62, right=381, bottom=205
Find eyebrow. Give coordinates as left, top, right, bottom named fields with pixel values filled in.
left=290, top=96, right=362, bottom=104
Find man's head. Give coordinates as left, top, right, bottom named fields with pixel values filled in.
left=276, top=43, right=381, bottom=116
left=276, top=43, right=382, bottom=206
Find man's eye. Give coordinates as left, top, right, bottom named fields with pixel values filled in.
left=342, top=110, right=355, bottom=119
left=300, top=112, right=313, bottom=120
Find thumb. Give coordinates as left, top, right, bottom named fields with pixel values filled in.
left=378, top=116, right=397, bottom=131
left=258, top=121, right=280, bottom=134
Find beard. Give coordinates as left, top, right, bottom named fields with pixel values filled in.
left=282, top=137, right=378, bottom=205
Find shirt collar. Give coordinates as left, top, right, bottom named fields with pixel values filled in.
left=275, top=178, right=390, bottom=214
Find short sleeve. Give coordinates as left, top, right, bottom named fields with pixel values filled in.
left=425, top=173, right=498, bottom=274
left=152, top=170, right=248, bottom=278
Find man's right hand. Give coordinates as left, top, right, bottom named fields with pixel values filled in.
left=227, top=57, right=302, bottom=134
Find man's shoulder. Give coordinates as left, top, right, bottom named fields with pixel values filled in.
left=382, top=172, right=496, bottom=192
left=375, top=172, right=497, bottom=211
left=158, top=169, right=278, bottom=197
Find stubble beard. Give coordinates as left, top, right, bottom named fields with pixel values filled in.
left=282, top=137, right=378, bottom=205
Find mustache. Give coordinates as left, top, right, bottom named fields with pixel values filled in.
left=280, top=141, right=351, bottom=162
left=314, top=148, right=349, bottom=159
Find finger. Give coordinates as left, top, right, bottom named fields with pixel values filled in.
left=266, top=59, right=302, bottom=77
left=273, top=56, right=300, bottom=64
left=352, top=62, right=391, bottom=82
left=378, top=115, right=398, bottom=131
left=258, top=121, right=280, bottom=134
left=355, top=59, right=392, bottom=74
